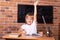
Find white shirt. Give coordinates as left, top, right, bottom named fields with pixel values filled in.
left=21, top=21, right=37, bottom=35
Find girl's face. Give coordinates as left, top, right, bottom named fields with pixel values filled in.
left=26, top=16, right=33, bottom=25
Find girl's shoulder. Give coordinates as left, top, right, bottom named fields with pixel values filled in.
left=21, top=23, right=26, bottom=28
left=21, top=23, right=29, bottom=27
left=22, top=23, right=26, bottom=26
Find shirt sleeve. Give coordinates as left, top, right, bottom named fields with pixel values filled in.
left=31, top=21, right=37, bottom=34
left=32, top=21, right=37, bottom=26
left=21, top=24, right=25, bottom=30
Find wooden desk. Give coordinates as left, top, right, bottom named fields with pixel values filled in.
left=2, top=35, right=55, bottom=40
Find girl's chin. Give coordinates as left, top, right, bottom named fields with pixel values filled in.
left=27, top=23, right=31, bottom=25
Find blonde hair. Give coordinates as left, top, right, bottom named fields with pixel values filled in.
left=25, top=13, right=34, bottom=20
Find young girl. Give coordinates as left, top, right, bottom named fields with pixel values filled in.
left=21, top=1, right=38, bottom=36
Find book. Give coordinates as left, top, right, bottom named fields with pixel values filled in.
left=8, top=33, right=20, bottom=38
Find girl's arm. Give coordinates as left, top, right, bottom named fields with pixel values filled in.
left=34, top=1, right=38, bottom=22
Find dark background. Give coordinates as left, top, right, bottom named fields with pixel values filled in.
left=17, top=4, right=53, bottom=24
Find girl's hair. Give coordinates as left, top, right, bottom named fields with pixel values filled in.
left=25, top=13, right=34, bottom=20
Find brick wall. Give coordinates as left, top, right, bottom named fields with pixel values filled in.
left=0, top=0, right=60, bottom=40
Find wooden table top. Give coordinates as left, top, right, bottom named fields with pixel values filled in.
left=2, top=35, right=55, bottom=40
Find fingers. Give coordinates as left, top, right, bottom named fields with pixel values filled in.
left=35, top=1, right=38, bottom=4
left=34, top=0, right=38, bottom=5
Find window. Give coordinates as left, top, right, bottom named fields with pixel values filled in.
left=17, top=4, right=53, bottom=24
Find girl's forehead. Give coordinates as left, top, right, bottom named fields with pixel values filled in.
left=26, top=16, right=32, bottom=18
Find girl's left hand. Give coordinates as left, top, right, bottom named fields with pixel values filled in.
left=34, top=0, right=38, bottom=6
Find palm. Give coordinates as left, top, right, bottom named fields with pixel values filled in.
left=34, top=1, right=38, bottom=6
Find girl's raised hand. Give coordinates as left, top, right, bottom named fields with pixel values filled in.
left=34, top=0, right=38, bottom=6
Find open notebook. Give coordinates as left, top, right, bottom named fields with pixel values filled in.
left=25, top=34, right=42, bottom=37
left=8, top=33, right=21, bottom=38
left=8, top=33, right=42, bottom=38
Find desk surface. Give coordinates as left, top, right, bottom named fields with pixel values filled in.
left=2, top=35, right=55, bottom=40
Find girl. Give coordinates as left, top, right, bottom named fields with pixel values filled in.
left=20, top=1, right=38, bottom=36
